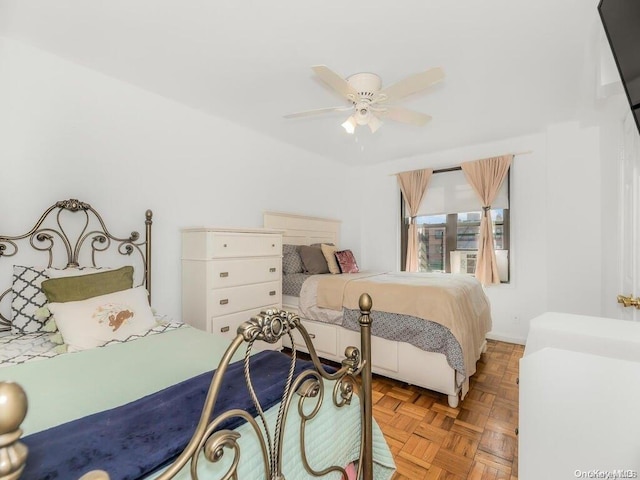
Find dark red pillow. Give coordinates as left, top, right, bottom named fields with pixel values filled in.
left=335, top=250, right=359, bottom=273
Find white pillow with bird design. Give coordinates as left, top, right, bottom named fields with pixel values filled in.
left=48, top=286, right=156, bottom=352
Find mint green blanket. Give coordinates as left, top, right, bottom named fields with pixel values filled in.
left=2, top=327, right=395, bottom=479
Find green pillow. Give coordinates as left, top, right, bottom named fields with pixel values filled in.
left=41, top=266, right=134, bottom=303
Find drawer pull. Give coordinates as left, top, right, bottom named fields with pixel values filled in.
left=309, top=333, right=316, bottom=339
left=220, top=299, right=229, bottom=305
left=272, top=244, right=275, bottom=247
left=223, top=243, right=228, bottom=248
left=219, top=272, right=229, bottom=278
left=220, top=326, right=230, bottom=333
left=269, top=267, right=276, bottom=273
left=269, top=290, right=276, bottom=296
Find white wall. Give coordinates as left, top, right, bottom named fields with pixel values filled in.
left=545, top=122, right=602, bottom=315
left=0, top=37, right=362, bottom=321
left=358, top=123, right=604, bottom=344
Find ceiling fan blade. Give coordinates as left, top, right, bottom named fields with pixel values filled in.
left=383, top=106, right=432, bottom=126
left=376, top=67, right=444, bottom=103
left=311, top=65, right=359, bottom=100
left=283, top=105, right=352, bottom=119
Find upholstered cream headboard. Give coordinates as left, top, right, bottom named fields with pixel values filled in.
left=263, top=211, right=340, bottom=246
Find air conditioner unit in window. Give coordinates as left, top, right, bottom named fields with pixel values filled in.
left=450, top=250, right=509, bottom=282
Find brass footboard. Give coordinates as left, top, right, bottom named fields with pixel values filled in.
left=0, top=293, right=375, bottom=480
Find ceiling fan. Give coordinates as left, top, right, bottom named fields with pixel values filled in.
left=284, top=65, right=444, bottom=134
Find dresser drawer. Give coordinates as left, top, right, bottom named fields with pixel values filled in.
left=209, top=257, right=281, bottom=288
left=209, top=232, right=282, bottom=258
left=211, top=305, right=280, bottom=349
left=209, top=281, right=281, bottom=316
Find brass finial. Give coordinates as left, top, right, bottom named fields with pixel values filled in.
left=78, top=470, right=111, bottom=480
left=0, top=382, right=29, bottom=479
left=359, top=293, right=372, bottom=313
left=0, top=382, right=27, bottom=433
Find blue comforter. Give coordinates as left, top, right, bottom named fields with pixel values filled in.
left=22, top=350, right=317, bottom=480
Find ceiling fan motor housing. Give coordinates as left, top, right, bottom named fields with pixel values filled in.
left=347, top=73, right=382, bottom=124
left=346, top=72, right=382, bottom=101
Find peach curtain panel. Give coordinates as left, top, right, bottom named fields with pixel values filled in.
left=397, top=168, right=433, bottom=272
left=461, top=155, right=513, bottom=285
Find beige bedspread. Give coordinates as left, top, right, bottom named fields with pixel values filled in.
left=316, top=271, right=492, bottom=384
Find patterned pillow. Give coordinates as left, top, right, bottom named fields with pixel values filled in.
left=11, top=265, right=107, bottom=334
left=335, top=250, right=360, bottom=274
left=11, top=266, right=51, bottom=334
left=282, top=244, right=304, bottom=274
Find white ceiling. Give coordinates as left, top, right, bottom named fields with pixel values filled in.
left=0, top=0, right=604, bottom=165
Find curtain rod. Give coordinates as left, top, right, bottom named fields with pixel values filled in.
left=389, top=150, right=533, bottom=176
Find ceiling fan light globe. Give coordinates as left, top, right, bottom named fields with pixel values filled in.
left=368, top=115, right=382, bottom=133
left=341, top=116, right=357, bottom=134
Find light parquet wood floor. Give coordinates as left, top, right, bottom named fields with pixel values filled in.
left=373, top=340, right=525, bottom=480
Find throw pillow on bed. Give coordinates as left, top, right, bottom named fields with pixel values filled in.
left=298, top=245, right=330, bottom=274
left=10, top=265, right=111, bottom=334
left=335, top=250, right=359, bottom=274
left=41, top=266, right=134, bottom=303
left=49, top=286, right=157, bottom=352
left=320, top=244, right=341, bottom=274
left=10, top=266, right=51, bottom=334
left=282, top=244, right=304, bottom=274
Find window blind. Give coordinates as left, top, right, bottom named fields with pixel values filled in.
left=413, top=169, right=509, bottom=217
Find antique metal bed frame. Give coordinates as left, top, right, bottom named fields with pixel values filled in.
left=0, top=199, right=376, bottom=480
left=0, top=198, right=153, bottom=330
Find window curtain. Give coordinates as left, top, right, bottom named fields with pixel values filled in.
left=461, top=155, right=512, bottom=285
left=397, top=168, right=433, bottom=272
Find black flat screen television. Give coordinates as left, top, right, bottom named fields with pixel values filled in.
left=598, top=0, right=640, bottom=135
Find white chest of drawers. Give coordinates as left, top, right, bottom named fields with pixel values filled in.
left=181, top=227, right=283, bottom=349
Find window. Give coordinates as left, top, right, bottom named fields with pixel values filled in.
left=456, top=210, right=507, bottom=251
left=400, top=168, right=510, bottom=282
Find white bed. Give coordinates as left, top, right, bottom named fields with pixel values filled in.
left=264, top=211, right=491, bottom=408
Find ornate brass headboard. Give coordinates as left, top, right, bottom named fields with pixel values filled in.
left=0, top=199, right=152, bottom=331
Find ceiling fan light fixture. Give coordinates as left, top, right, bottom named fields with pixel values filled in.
left=354, top=102, right=371, bottom=125
left=341, top=116, right=357, bottom=134
left=368, top=115, right=382, bottom=133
